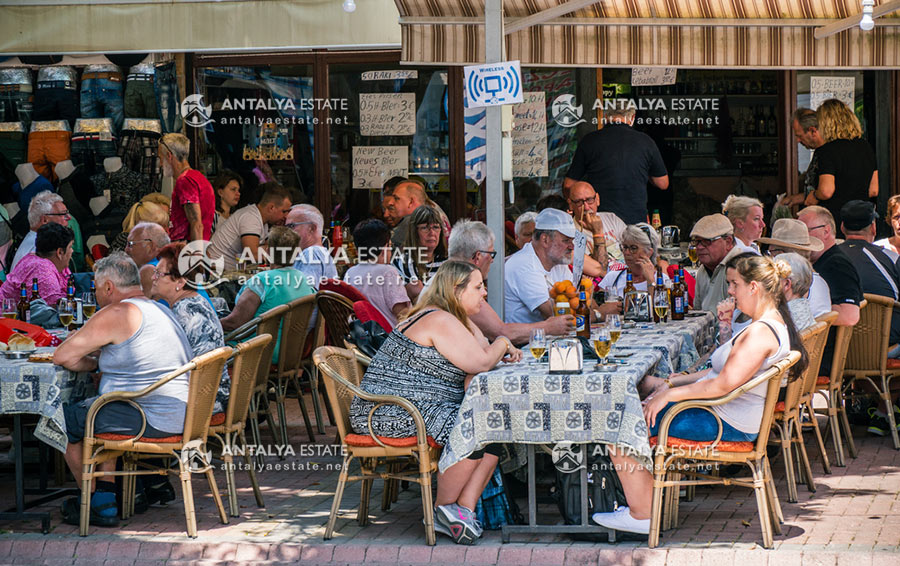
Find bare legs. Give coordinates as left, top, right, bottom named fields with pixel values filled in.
left=609, top=449, right=653, bottom=520
left=64, top=441, right=114, bottom=491
left=436, top=453, right=498, bottom=511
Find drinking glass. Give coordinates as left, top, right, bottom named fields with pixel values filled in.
left=687, top=242, right=699, bottom=269
left=57, top=299, right=75, bottom=330
left=529, top=328, right=547, bottom=365
left=593, top=325, right=611, bottom=367
left=81, top=292, right=97, bottom=320
left=2, top=299, right=17, bottom=319
left=607, top=314, right=622, bottom=357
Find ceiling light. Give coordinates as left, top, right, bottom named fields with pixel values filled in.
left=860, top=0, right=875, bottom=31
left=343, top=0, right=356, bottom=13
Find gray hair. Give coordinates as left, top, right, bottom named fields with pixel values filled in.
left=722, top=194, right=763, bottom=221
left=160, top=133, right=190, bottom=162
left=792, top=107, right=817, bottom=131
left=778, top=252, right=814, bottom=297
left=132, top=221, right=170, bottom=248
left=94, top=252, right=142, bottom=289
left=514, top=212, right=538, bottom=238
left=621, top=223, right=661, bottom=264
left=798, top=205, right=836, bottom=235
left=291, top=204, right=324, bottom=235
left=27, top=191, right=63, bottom=228
left=603, top=101, right=636, bottom=124
left=448, top=219, right=495, bottom=259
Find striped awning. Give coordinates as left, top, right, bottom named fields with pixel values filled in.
left=396, top=0, right=900, bottom=68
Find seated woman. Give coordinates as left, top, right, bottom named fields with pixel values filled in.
left=343, top=218, right=410, bottom=327
left=150, top=241, right=230, bottom=411
left=220, top=226, right=314, bottom=363
left=0, top=222, right=74, bottom=306
left=392, top=204, right=448, bottom=303
left=594, top=253, right=808, bottom=535
left=596, top=223, right=670, bottom=316
left=349, top=260, right=522, bottom=545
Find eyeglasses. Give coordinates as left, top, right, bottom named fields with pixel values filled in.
left=45, top=210, right=70, bottom=218
left=286, top=221, right=314, bottom=229
left=158, top=139, right=173, bottom=157
left=152, top=269, right=174, bottom=279
left=417, top=224, right=442, bottom=233
left=126, top=238, right=153, bottom=248
left=622, top=244, right=643, bottom=254
left=766, top=247, right=787, bottom=256
left=806, top=224, right=827, bottom=232
left=690, top=235, right=725, bottom=248
left=473, top=250, right=497, bottom=260
left=638, top=224, right=655, bottom=243
left=568, top=194, right=597, bottom=207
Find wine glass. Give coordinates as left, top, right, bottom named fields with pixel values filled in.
left=81, top=292, right=97, bottom=320
left=529, top=328, right=546, bottom=365
left=687, top=241, right=699, bottom=269
left=57, top=299, right=75, bottom=331
left=593, top=325, right=611, bottom=368
left=607, top=314, right=622, bottom=357
left=2, top=299, right=17, bottom=319
left=654, top=290, right=670, bottom=324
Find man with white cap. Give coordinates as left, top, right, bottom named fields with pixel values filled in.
left=757, top=218, right=832, bottom=318
left=504, top=208, right=575, bottom=324
left=691, top=213, right=745, bottom=314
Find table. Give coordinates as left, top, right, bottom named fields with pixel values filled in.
left=0, top=348, right=92, bottom=532
left=438, top=312, right=716, bottom=541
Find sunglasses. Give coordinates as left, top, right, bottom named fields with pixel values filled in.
left=473, top=250, right=497, bottom=260
left=691, top=235, right=725, bottom=247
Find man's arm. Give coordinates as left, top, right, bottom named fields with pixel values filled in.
left=220, top=289, right=262, bottom=331
left=240, top=234, right=261, bottom=261
left=832, top=303, right=860, bottom=326
left=814, top=174, right=836, bottom=201
left=650, top=175, right=669, bottom=190
left=54, top=302, right=140, bottom=371
left=470, top=300, right=574, bottom=344
left=184, top=202, right=204, bottom=241
left=869, top=170, right=879, bottom=199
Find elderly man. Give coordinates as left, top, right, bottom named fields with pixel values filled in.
left=567, top=181, right=628, bottom=269
left=449, top=219, right=573, bottom=343
left=10, top=191, right=71, bottom=271
left=691, top=214, right=745, bottom=314
left=387, top=179, right=451, bottom=248
left=125, top=221, right=170, bottom=296
left=781, top=108, right=827, bottom=207
left=380, top=176, right=406, bottom=228
left=288, top=203, right=337, bottom=289
left=158, top=133, right=215, bottom=242
left=54, top=253, right=194, bottom=527
left=207, top=182, right=293, bottom=271
left=504, top=208, right=575, bottom=324
left=564, top=105, right=668, bottom=224
left=514, top=212, right=537, bottom=249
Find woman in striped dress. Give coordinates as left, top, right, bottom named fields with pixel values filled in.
left=392, top=204, right=448, bottom=303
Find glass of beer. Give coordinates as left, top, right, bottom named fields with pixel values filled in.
left=687, top=241, right=699, bottom=268
left=57, top=299, right=75, bottom=330
left=529, top=328, right=546, bottom=365
left=82, top=292, right=97, bottom=319
left=607, top=314, right=622, bottom=356
left=593, top=325, right=611, bottom=367
left=2, top=299, right=17, bottom=319
left=654, top=291, right=670, bottom=324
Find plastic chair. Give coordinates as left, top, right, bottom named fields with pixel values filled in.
left=353, top=300, right=393, bottom=333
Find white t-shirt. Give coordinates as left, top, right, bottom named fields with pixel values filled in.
left=293, top=245, right=338, bottom=289
left=598, top=268, right=671, bottom=297
left=504, top=243, right=572, bottom=324
left=735, top=237, right=760, bottom=255
left=807, top=272, right=832, bottom=318
left=874, top=238, right=900, bottom=262
left=10, top=230, right=36, bottom=271
left=207, top=204, right=267, bottom=271
left=344, top=263, right=409, bottom=328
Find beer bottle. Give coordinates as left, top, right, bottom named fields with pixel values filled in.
left=672, top=272, right=686, bottom=320
left=16, top=283, right=29, bottom=323
left=651, top=210, right=662, bottom=232
left=30, top=278, right=39, bottom=302
left=66, top=275, right=75, bottom=302
left=575, top=289, right=591, bottom=338
left=623, top=271, right=637, bottom=321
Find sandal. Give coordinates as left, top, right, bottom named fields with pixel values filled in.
left=61, top=494, right=120, bottom=527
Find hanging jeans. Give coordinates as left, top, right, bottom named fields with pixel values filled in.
left=124, top=74, right=158, bottom=119
left=70, top=132, right=118, bottom=178
left=0, top=84, right=33, bottom=131
left=33, top=80, right=80, bottom=128
left=26, top=130, right=71, bottom=183
left=153, top=62, right=181, bottom=133
left=80, top=72, right=125, bottom=132
left=116, top=129, right=161, bottom=193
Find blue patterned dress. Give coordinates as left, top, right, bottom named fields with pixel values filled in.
left=171, top=295, right=229, bottom=408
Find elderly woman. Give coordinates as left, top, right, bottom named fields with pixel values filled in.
left=350, top=261, right=522, bottom=545
left=150, top=241, right=230, bottom=410
left=595, top=253, right=808, bottom=535
left=0, top=222, right=73, bottom=306
left=597, top=223, right=670, bottom=313
left=776, top=253, right=818, bottom=331
left=392, top=204, right=449, bottom=303
left=220, top=226, right=314, bottom=363
left=722, top=194, right=765, bottom=254
left=874, top=194, right=900, bottom=257
left=212, top=170, right=242, bottom=234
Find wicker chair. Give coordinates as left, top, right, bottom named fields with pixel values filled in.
left=770, top=320, right=830, bottom=503
left=313, top=346, right=440, bottom=546
left=269, top=295, right=317, bottom=444
left=208, top=334, right=272, bottom=517
left=843, top=294, right=900, bottom=450
left=79, top=347, right=233, bottom=537
left=309, top=291, right=357, bottom=431
left=247, top=304, right=289, bottom=465
left=649, top=351, right=801, bottom=549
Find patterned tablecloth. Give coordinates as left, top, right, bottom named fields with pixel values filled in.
left=0, top=348, right=93, bottom=453
left=438, top=312, right=716, bottom=473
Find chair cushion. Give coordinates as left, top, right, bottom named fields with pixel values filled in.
left=887, top=358, right=900, bottom=370
left=649, top=435, right=754, bottom=453
left=775, top=401, right=785, bottom=413
left=816, top=376, right=830, bottom=386
left=210, top=412, right=226, bottom=426
left=96, top=432, right=183, bottom=443
left=344, top=433, right=441, bottom=449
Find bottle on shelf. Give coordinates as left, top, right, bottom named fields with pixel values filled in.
left=672, top=272, right=686, bottom=320
left=575, top=289, right=591, bottom=339
left=746, top=107, right=756, bottom=136
left=651, top=210, right=662, bottom=232
left=756, top=107, right=766, bottom=138
left=766, top=106, right=777, bottom=137
left=17, top=283, right=29, bottom=323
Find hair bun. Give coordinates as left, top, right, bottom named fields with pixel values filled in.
left=773, top=259, right=792, bottom=279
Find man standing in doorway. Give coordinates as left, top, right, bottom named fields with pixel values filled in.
left=158, top=133, right=215, bottom=242
left=780, top=108, right=826, bottom=207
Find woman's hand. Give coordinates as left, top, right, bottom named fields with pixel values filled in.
left=635, top=254, right=657, bottom=283
left=502, top=347, right=523, bottom=363
left=643, top=387, right=671, bottom=429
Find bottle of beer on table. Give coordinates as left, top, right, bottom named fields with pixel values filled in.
left=672, top=272, right=686, bottom=320
left=30, top=278, right=39, bottom=302
left=622, top=271, right=637, bottom=321
left=65, top=275, right=76, bottom=330
left=17, top=283, right=29, bottom=323
left=575, top=288, right=591, bottom=338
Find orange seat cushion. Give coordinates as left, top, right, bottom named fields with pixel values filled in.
left=344, top=433, right=441, bottom=449
left=816, top=376, right=830, bottom=386
left=649, top=435, right=754, bottom=453
left=96, top=433, right=183, bottom=443
left=209, top=413, right=226, bottom=426
left=775, top=401, right=785, bottom=413
left=887, top=359, right=900, bottom=370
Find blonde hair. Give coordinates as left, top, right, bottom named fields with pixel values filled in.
left=817, top=98, right=863, bottom=142
left=122, top=194, right=170, bottom=232
left=722, top=194, right=763, bottom=222
left=404, top=260, right=477, bottom=331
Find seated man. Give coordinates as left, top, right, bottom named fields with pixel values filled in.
left=0, top=223, right=73, bottom=306
left=691, top=214, right=745, bottom=314
left=451, top=219, right=572, bottom=343
left=343, top=219, right=410, bottom=327
left=10, top=190, right=71, bottom=271
left=504, top=208, right=574, bottom=324
left=54, top=253, right=194, bottom=527
left=287, top=204, right=337, bottom=290
left=124, top=221, right=170, bottom=297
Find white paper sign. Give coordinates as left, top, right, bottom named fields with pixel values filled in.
left=810, top=76, right=855, bottom=110
left=361, top=70, right=418, bottom=81
left=631, top=67, right=677, bottom=86
left=359, top=93, right=416, bottom=136
left=463, top=60, right=524, bottom=107
left=352, top=146, right=409, bottom=189
left=512, top=92, right=548, bottom=178
left=571, top=231, right=588, bottom=285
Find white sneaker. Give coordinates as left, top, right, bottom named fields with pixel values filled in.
left=591, top=506, right=650, bottom=535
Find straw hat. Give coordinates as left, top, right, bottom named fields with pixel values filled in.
left=756, top=218, right=824, bottom=252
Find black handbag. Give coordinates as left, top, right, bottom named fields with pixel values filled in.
left=346, top=319, right=389, bottom=358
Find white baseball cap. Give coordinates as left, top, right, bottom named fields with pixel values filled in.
left=534, top=208, right=577, bottom=239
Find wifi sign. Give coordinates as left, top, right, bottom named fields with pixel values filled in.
left=463, top=60, right=524, bottom=108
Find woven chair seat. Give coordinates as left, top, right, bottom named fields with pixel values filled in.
left=95, top=432, right=183, bottom=443
left=209, top=413, right=226, bottom=426
left=816, top=375, right=830, bottom=386
left=887, top=358, right=900, bottom=370
left=344, top=433, right=441, bottom=449
left=649, top=435, right=754, bottom=453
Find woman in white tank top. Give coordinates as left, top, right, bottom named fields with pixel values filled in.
left=592, top=253, right=809, bottom=535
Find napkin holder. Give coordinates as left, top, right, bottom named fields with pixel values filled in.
left=624, top=290, right=652, bottom=322
left=549, top=338, right=583, bottom=374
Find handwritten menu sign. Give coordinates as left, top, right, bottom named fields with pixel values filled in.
left=810, top=76, right=855, bottom=110
left=359, top=93, right=416, bottom=136
left=631, top=67, right=677, bottom=86
left=512, top=92, right=548, bottom=177
left=361, top=70, right=418, bottom=81
left=352, top=146, right=409, bottom=189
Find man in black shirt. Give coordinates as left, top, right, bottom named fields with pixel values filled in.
left=564, top=106, right=668, bottom=225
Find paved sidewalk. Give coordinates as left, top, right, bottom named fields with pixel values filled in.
left=1, top=401, right=899, bottom=565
